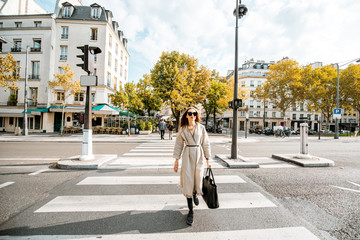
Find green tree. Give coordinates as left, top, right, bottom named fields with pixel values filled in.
left=49, top=64, right=82, bottom=135
left=0, top=53, right=20, bottom=91
left=150, top=51, right=210, bottom=129
left=264, top=58, right=301, bottom=126
left=111, top=82, right=143, bottom=135
left=136, top=74, right=162, bottom=117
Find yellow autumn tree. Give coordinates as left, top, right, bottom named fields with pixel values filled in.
left=264, top=58, right=301, bottom=126
left=136, top=74, right=163, bottom=117
left=0, top=53, right=20, bottom=91
left=340, top=64, right=360, bottom=124
left=302, top=65, right=337, bottom=132
left=49, top=64, right=82, bottom=135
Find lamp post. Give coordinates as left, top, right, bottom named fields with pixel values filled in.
left=23, top=45, right=29, bottom=136
left=334, top=57, right=360, bottom=139
left=231, top=0, right=248, bottom=159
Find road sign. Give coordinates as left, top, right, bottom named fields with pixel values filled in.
left=333, top=108, right=342, bottom=119
left=80, top=75, right=97, bottom=86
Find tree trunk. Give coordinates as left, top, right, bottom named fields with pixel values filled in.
left=213, top=106, right=216, bottom=133
left=205, top=113, right=209, bottom=129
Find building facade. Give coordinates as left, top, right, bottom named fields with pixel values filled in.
left=0, top=0, right=129, bottom=133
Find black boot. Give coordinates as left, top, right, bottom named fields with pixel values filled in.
left=186, top=198, right=194, bottom=225
left=193, top=191, right=199, bottom=206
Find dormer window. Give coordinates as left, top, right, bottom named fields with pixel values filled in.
left=64, top=7, right=71, bottom=17
left=91, top=8, right=100, bottom=18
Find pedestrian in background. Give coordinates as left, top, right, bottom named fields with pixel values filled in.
left=168, top=121, right=174, bottom=140
left=158, top=119, right=166, bottom=140
left=173, top=107, right=211, bottom=226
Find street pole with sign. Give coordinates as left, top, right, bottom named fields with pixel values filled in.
left=76, top=45, right=101, bottom=160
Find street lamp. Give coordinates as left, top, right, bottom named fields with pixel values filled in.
left=231, top=0, right=248, bottom=159
left=334, top=57, right=360, bottom=139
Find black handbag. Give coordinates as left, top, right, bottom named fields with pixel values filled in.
left=202, top=168, right=219, bottom=209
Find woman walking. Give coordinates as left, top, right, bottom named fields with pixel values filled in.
left=173, top=107, right=211, bottom=226
left=168, top=121, right=174, bottom=140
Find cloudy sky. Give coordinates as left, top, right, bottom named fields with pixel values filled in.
left=37, top=0, right=360, bottom=82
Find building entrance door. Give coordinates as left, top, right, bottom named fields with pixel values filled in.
left=54, top=112, right=62, bottom=132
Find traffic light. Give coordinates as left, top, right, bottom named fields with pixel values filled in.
left=76, top=45, right=89, bottom=73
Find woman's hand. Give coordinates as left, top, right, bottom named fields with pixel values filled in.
left=174, top=159, right=179, bottom=173
left=207, top=159, right=210, bottom=168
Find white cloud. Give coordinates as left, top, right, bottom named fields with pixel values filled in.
left=82, top=0, right=360, bottom=81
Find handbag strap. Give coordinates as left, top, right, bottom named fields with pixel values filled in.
left=206, top=168, right=216, bottom=185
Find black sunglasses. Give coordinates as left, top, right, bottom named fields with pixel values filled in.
left=187, top=112, right=198, bottom=116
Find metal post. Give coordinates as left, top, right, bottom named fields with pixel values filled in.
left=245, top=118, right=248, bottom=139
left=80, top=82, right=93, bottom=160
left=334, top=63, right=339, bottom=139
left=23, top=46, right=29, bottom=136
left=231, top=0, right=239, bottom=159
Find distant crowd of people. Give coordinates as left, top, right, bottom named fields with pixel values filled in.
left=158, top=119, right=175, bottom=140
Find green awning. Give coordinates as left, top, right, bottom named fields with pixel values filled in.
left=23, top=108, right=49, bottom=114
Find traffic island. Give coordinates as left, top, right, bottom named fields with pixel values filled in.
left=272, top=154, right=335, bottom=167
left=57, top=154, right=117, bottom=170
left=215, top=154, right=259, bottom=168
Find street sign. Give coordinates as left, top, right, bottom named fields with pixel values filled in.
left=333, top=108, right=342, bottom=119
left=80, top=75, right=97, bottom=86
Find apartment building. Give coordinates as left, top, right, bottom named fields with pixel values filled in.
left=0, top=0, right=129, bottom=133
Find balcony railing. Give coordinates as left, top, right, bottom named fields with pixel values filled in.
left=61, top=34, right=68, bottom=39
left=30, top=47, right=41, bottom=52
left=60, top=55, right=67, bottom=60
left=11, top=47, right=21, bottom=52
left=29, top=74, right=40, bottom=79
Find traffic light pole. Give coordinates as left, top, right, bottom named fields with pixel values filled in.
left=80, top=80, right=93, bottom=160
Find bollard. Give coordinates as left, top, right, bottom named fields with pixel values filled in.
left=297, top=123, right=311, bottom=159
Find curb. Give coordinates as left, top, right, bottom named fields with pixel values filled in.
left=56, top=154, right=118, bottom=170
left=215, top=154, right=259, bottom=168
left=272, top=154, right=335, bottom=167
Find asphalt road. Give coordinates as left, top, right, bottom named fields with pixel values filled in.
left=0, top=136, right=359, bottom=239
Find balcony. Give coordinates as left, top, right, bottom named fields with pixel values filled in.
left=61, top=34, right=68, bottom=39
left=30, top=47, right=41, bottom=52
left=29, top=74, right=40, bottom=79
left=60, top=55, right=67, bottom=60
left=11, top=47, right=21, bottom=52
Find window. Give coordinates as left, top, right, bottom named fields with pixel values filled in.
left=315, top=115, right=318, bottom=121
left=250, top=80, right=254, bottom=87
left=307, top=114, right=311, bottom=120
left=114, top=59, right=118, bottom=72
left=256, top=111, right=261, bottom=117
left=273, top=104, right=277, bottom=109
left=90, top=28, right=98, bottom=40
left=12, top=40, right=22, bottom=52
left=30, top=87, right=38, bottom=106
left=264, top=112, right=268, bottom=117
left=257, top=81, right=262, bottom=86
left=125, top=56, right=128, bottom=66
left=58, top=67, right=65, bottom=74
left=115, top=43, right=119, bottom=55
left=0, top=22, right=3, bottom=28
left=64, top=7, right=71, bottom=17
left=107, top=72, right=111, bottom=87
left=240, top=111, right=245, bottom=117
left=300, top=104, right=304, bottom=111
left=108, top=52, right=112, bottom=67
left=31, top=61, right=40, bottom=79
left=94, top=54, right=97, bottom=62
left=91, top=7, right=100, bottom=18
left=250, top=71, right=254, bottom=76
left=257, top=102, right=261, bottom=108
left=108, top=93, right=112, bottom=104
left=250, top=90, right=254, bottom=97
left=61, top=27, right=68, bottom=39
left=32, top=39, right=41, bottom=51
left=293, top=114, right=296, bottom=120
left=15, top=61, right=20, bottom=77
left=15, top=22, right=22, bottom=28
left=114, top=77, right=117, bottom=90
left=0, top=117, right=4, bottom=127
left=92, top=68, right=97, bottom=76
left=249, top=111, right=253, bottom=117
left=56, top=92, right=64, bottom=101
left=257, top=72, right=261, bottom=76
left=264, top=101, right=268, bottom=108
left=34, top=21, right=41, bottom=27
left=109, top=34, right=112, bottom=47
left=120, top=64, right=123, bottom=76
left=272, top=112, right=276, bottom=118
left=121, top=50, right=123, bottom=60
left=60, top=46, right=67, bottom=60
left=124, top=70, right=127, bottom=80
left=300, top=114, right=304, bottom=119
left=91, top=93, right=96, bottom=102
left=74, top=92, right=84, bottom=102
left=250, top=100, right=254, bottom=108
left=9, top=117, right=14, bottom=125
left=241, top=81, right=245, bottom=87
left=292, top=104, right=297, bottom=111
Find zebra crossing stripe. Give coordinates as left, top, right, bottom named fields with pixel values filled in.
left=123, top=153, right=173, bottom=156
left=0, top=227, right=320, bottom=240
left=0, top=182, right=15, bottom=189
left=135, top=146, right=173, bottom=149
left=77, top=175, right=246, bottom=185
left=130, top=149, right=173, bottom=152
left=34, top=192, right=276, bottom=212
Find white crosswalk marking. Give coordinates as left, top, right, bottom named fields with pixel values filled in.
left=0, top=227, right=320, bottom=240
left=77, top=175, right=246, bottom=185
left=0, top=181, right=15, bottom=189
left=130, top=149, right=173, bottom=152
left=35, top=192, right=276, bottom=212
left=124, top=152, right=173, bottom=156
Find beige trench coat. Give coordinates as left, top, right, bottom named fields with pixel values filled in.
left=173, top=123, right=211, bottom=198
